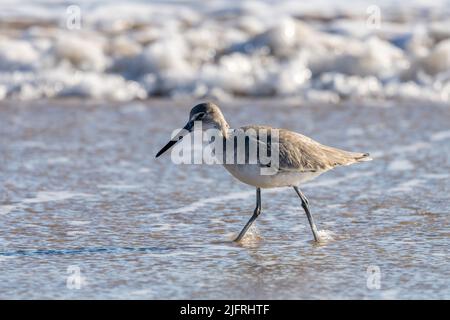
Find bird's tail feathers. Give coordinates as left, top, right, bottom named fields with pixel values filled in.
left=355, top=152, right=372, bottom=162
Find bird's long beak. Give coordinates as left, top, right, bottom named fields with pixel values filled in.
left=155, top=121, right=193, bottom=158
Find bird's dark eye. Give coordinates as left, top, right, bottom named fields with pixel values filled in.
left=196, top=112, right=205, bottom=120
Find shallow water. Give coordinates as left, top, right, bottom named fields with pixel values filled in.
left=0, top=99, right=449, bottom=299
left=2, top=0, right=450, bottom=102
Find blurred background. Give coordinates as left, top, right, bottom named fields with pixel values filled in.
left=1, top=0, right=450, bottom=103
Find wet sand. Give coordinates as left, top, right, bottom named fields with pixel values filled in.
left=0, top=98, right=449, bottom=299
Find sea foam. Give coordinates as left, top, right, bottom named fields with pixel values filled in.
left=1, top=0, right=450, bottom=102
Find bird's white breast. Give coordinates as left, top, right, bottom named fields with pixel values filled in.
left=223, top=164, right=323, bottom=188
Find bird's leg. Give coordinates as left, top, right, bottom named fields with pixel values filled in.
left=293, top=186, right=320, bottom=242
left=234, top=188, right=261, bottom=242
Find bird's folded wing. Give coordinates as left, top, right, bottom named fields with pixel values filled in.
left=240, top=126, right=366, bottom=173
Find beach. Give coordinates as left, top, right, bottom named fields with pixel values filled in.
left=1, top=0, right=449, bottom=300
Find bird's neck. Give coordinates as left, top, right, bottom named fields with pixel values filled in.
left=218, top=120, right=231, bottom=139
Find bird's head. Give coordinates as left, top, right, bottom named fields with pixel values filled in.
left=155, top=102, right=229, bottom=158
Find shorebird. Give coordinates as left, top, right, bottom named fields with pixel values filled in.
left=156, top=102, right=371, bottom=242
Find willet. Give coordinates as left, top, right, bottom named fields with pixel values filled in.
left=156, top=102, right=372, bottom=242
